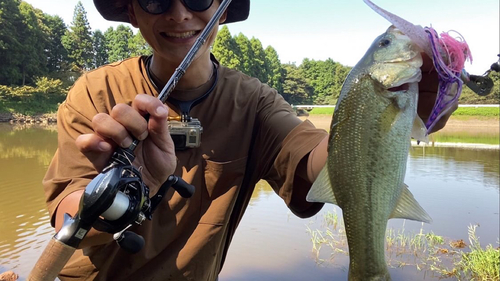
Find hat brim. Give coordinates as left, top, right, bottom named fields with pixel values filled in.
left=93, top=0, right=250, bottom=24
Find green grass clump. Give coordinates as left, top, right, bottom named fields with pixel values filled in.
left=452, top=107, right=499, bottom=117
left=454, top=225, right=500, bottom=281
left=307, top=106, right=499, bottom=118
left=308, top=107, right=335, bottom=115
left=430, top=133, right=500, bottom=145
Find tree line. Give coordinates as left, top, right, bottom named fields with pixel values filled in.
left=0, top=0, right=497, bottom=115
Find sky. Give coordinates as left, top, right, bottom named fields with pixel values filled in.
left=25, top=0, right=499, bottom=74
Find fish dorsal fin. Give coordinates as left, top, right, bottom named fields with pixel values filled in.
left=306, top=165, right=337, bottom=205
left=412, top=115, right=429, bottom=143
left=390, top=183, right=432, bottom=223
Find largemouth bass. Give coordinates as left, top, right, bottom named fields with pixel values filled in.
left=306, top=26, right=430, bottom=281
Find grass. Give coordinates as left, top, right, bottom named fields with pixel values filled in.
left=307, top=211, right=500, bottom=280
left=429, top=133, right=499, bottom=145
left=306, top=106, right=499, bottom=119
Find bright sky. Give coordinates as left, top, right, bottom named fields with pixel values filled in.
left=25, top=0, right=499, bottom=74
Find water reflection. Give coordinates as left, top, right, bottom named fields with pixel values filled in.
left=0, top=124, right=57, bottom=277
left=0, top=125, right=498, bottom=281
left=222, top=145, right=499, bottom=281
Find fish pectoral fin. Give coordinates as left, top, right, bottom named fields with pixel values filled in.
left=390, top=183, right=432, bottom=223
left=306, top=165, right=337, bottom=205
left=411, top=115, right=429, bottom=143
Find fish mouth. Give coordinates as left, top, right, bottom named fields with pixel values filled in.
left=388, top=83, right=410, bottom=92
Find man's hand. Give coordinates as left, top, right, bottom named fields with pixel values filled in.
left=75, top=94, right=177, bottom=192
left=417, top=53, right=458, bottom=134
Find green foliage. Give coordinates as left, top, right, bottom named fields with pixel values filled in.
left=0, top=77, right=66, bottom=114
left=0, top=0, right=24, bottom=85
left=105, top=25, right=134, bottom=63
left=93, top=29, right=108, bottom=67
left=18, top=2, right=48, bottom=85
left=62, top=1, right=93, bottom=71
left=300, top=58, right=350, bottom=105
left=43, top=14, right=69, bottom=74
left=249, top=37, right=269, bottom=83
left=129, top=32, right=152, bottom=57
left=212, top=26, right=242, bottom=69
left=308, top=106, right=500, bottom=118
left=265, top=46, right=284, bottom=93
left=281, top=64, right=314, bottom=105
left=454, top=225, right=500, bottom=281
left=309, top=107, right=335, bottom=115
left=234, top=33, right=253, bottom=75
left=452, top=107, right=499, bottom=117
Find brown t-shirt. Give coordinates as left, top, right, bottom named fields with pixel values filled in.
left=43, top=56, right=327, bottom=281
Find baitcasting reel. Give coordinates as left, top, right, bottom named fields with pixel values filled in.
left=55, top=146, right=194, bottom=254
left=463, top=54, right=500, bottom=96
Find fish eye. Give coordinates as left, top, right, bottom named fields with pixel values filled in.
left=379, top=39, right=391, bottom=47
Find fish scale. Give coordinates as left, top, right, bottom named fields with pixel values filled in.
left=307, top=26, right=432, bottom=281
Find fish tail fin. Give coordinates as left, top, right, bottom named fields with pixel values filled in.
left=390, top=183, right=432, bottom=223
left=306, top=165, right=337, bottom=204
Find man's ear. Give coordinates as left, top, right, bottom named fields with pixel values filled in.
left=219, top=10, right=227, bottom=24
left=128, top=3, right=139, bottom=28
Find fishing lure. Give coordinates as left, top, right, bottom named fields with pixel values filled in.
left=424, top=28, right=472, bottom=133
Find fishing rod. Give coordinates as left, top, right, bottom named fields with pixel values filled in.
left=27, top=0, right=232, bottom=280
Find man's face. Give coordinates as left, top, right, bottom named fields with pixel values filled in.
left=128, top=0, right=226, bottom=64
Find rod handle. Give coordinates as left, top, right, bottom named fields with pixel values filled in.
left=27, top=238, right=76, bottom=281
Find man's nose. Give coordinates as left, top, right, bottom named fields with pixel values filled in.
left=162, top=0, right=193, bottom=23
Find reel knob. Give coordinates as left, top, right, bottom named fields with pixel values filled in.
left=113, top=229, right=145, bottom=254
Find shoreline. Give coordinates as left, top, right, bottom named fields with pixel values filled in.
left=2, top=113, right=498, bottom=150
left=410, top=141, right=499, bottom=150
left=0, top=112, right=57, bottom=124
left=301, top=115, right=499, bottom=150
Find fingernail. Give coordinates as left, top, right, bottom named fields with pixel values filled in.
left=98, top=141, right=111, bottom=151
left=138, top=131, right=148, bottom=141
left=121, top=137, right=133, bottom=148
left=156, top=105, right=168, bottom=116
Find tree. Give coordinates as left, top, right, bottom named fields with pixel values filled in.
left=265, top=46, right=284, bottom=93
left=281, top=63, right=313, bottom=105
left=0, top=0, right=24, bottom=85
left=249, top=37, right=269, bottom=84
left=93, top=30, right=107, bottom=67
left=300, top=58, right=346, bottom=104
left=105, top=25, right=134, bottom=63
left=234, top=33, right=253, bottom=75
left=44, top=14, right=69, bottom=73
left=18, top=2, right=48, bottom=84
left=129, top=32, right=152, bottom=57
left=212, top=25, right=241, bottom=69
left=62, top=1, right=93, bottom=71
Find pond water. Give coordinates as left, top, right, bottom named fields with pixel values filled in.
left=0, top=124, right=498, bottom=280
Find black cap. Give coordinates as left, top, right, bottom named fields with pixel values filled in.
left=93, top=0, right=250, bottom=24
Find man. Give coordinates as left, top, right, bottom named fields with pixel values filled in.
left=43, top=0, right=452, bottom=280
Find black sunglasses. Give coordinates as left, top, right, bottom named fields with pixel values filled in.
left=138, top=0, right=215, bottom=14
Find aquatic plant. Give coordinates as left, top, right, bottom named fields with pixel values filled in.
left=307, top=211, right=500, bottom=280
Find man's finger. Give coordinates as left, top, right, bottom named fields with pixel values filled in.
left=93, top=113, right=135, bottom=148
left=75, top=133, right=113, bottom=172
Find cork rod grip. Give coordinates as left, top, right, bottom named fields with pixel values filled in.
left=27, top=238, right=76, bottom=281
